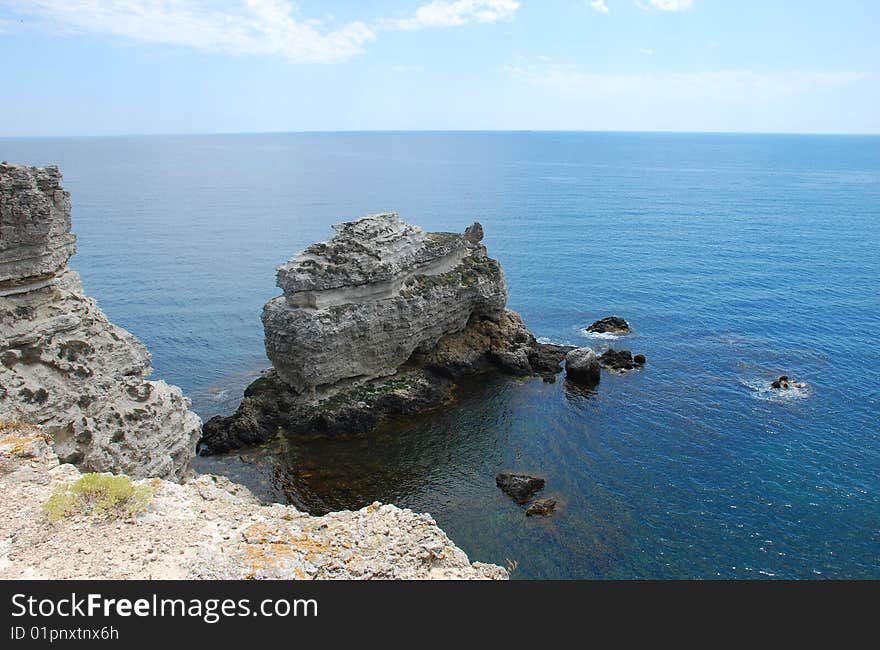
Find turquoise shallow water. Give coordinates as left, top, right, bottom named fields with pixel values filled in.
left=2, top=132, right=878, bottom=578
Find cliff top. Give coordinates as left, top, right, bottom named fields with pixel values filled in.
left=276, top=212, right=484, bottom=296
left=0, top=162, right=76, bottom=290
left=0, top=423, right=506, bottom=580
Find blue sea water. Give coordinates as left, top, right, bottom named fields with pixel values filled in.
left=2, top=132, right=878, bottom=579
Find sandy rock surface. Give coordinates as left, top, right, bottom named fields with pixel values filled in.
left=0, top=426, right=507, bottom=580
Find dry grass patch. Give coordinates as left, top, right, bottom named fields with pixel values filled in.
left=43, top=473, right=155, bottom=521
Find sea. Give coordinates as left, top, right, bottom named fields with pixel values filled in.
left=2, top=131, right=878, bottom=579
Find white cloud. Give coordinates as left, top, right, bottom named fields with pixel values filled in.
left=7, top=0, right=520, bottom=64
left=647, top=0, right=693, bottom=11
left=590, top=1, right=609, bottom=15
left=383, top=0, right=519, bottom=31
left=635, top=47, right=654, bottom=55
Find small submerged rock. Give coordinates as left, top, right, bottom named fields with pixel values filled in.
left=585, top=316, right=632, bottom=335
left=598, top=349, right=646, bottom=372
left=564, top=347, right=600, bottom=385
left=496, top=473, right=545, bottom=505
left=525, top=498, right=557, bottom=517
left=770, top=375, right=806, bottom=391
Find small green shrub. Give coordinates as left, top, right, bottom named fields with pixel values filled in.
left=43, top=473, right=155, bottom=521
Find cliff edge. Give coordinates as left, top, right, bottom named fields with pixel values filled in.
left=0, top=163, right=200, bottom=480
left=0, top=423, right=506, bottom=580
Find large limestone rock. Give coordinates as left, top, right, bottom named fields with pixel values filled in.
left=201, top=213, right=572, bottom=453
left=0, top=163, right=200, bottom=480
left=263, top=213, right=507, bottom=395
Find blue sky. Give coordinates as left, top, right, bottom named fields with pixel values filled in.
left=1, top=0, right=878, bottom=136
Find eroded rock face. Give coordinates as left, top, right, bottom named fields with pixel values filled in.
left=201, top=214, right=571, bottom=454
left=264, top=213, right=507, bottom=395
left=0, top=164, right=200, bottom=480
left=0, top=163, right=76, bottom=293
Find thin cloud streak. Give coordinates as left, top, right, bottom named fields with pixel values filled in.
left=506, top=63, right=868, bottom=102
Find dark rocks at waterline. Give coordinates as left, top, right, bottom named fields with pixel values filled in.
left=770, top=375, right=805, bottom=390
left=585, top=316, right=632, bottom=335
left=198, top=368, right=455, bottom=455
left=598, top=349, right=646, bottom=372
left=770, top=375, right=788, bottom=389
left=564, top=347, right=600, bottom=386
left=496, top=473, right=545, bottom=505
left=200, top=313, right=573, bottom=454
left=525, top=498, right=557, bottom=517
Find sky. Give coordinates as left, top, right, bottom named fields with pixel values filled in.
left=0, top=0, right=878, bottom=136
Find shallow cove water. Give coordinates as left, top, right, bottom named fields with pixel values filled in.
left=2, top=132, right=878, bottom=579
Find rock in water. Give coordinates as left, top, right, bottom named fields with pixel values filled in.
left=496, top=473, right=545, bottom=504
left=201, top=213, right=572, bottom=453
left=598, top=349, right=646, bottom=372
left=586, top=316, right=632, bottom=335
left=526, top=498, right=557, bottom=517
left=263, top=213, right=507, bottom=393
left=0, top=163, right=200, bottom=480
left=770, top=375, right=805, bottom=390
left=565, top=347, right=601, bottom=385
left=770, top=376, right=789, bottom=389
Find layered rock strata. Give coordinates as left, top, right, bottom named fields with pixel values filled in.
left=263, top=213, right=508, bottom=395
left=201, top=213, right=571, bottom=453
left=0, top=424, right=506, bottom=580
left=0, top=164, right=200, bottom=480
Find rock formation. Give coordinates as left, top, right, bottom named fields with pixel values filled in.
left=598, top=349, right=646, bottom=373
left=585, top=316, right=632, bottom=335
left=201, top=213, right=571, bottom=453
left=770, top=375, right=805, bottom=391
left=565, top=347, right=601, bottom=385
left=263, top=212, right=507, bottom=394
left=0, top=423, right=506, bottom=579
left=496, top=472, right=545, bottom=505
left=0, top=163, right=200, bottom=480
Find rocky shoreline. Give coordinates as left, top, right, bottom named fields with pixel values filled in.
left=0, top=424, right=505, bottom=579
left=0, top=163, right=509, bottom=580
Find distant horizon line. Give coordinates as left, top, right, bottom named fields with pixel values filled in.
left=2, top=128, right=879, bottom=139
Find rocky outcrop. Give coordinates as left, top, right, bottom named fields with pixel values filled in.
left=264, top=213, right=508, bottom=395
left=585, top=316, right=632, bottom=335
left=0, top=164, right=200, bottom=480
left=201, top=213, right=570, bottom=453
left=496, top=472, right=545, bottom=505
left=565, top=347, right=601, bottom=385
left=598, top=349, right=646, bottom=373
left=0, top=424, right=506, bottom=580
